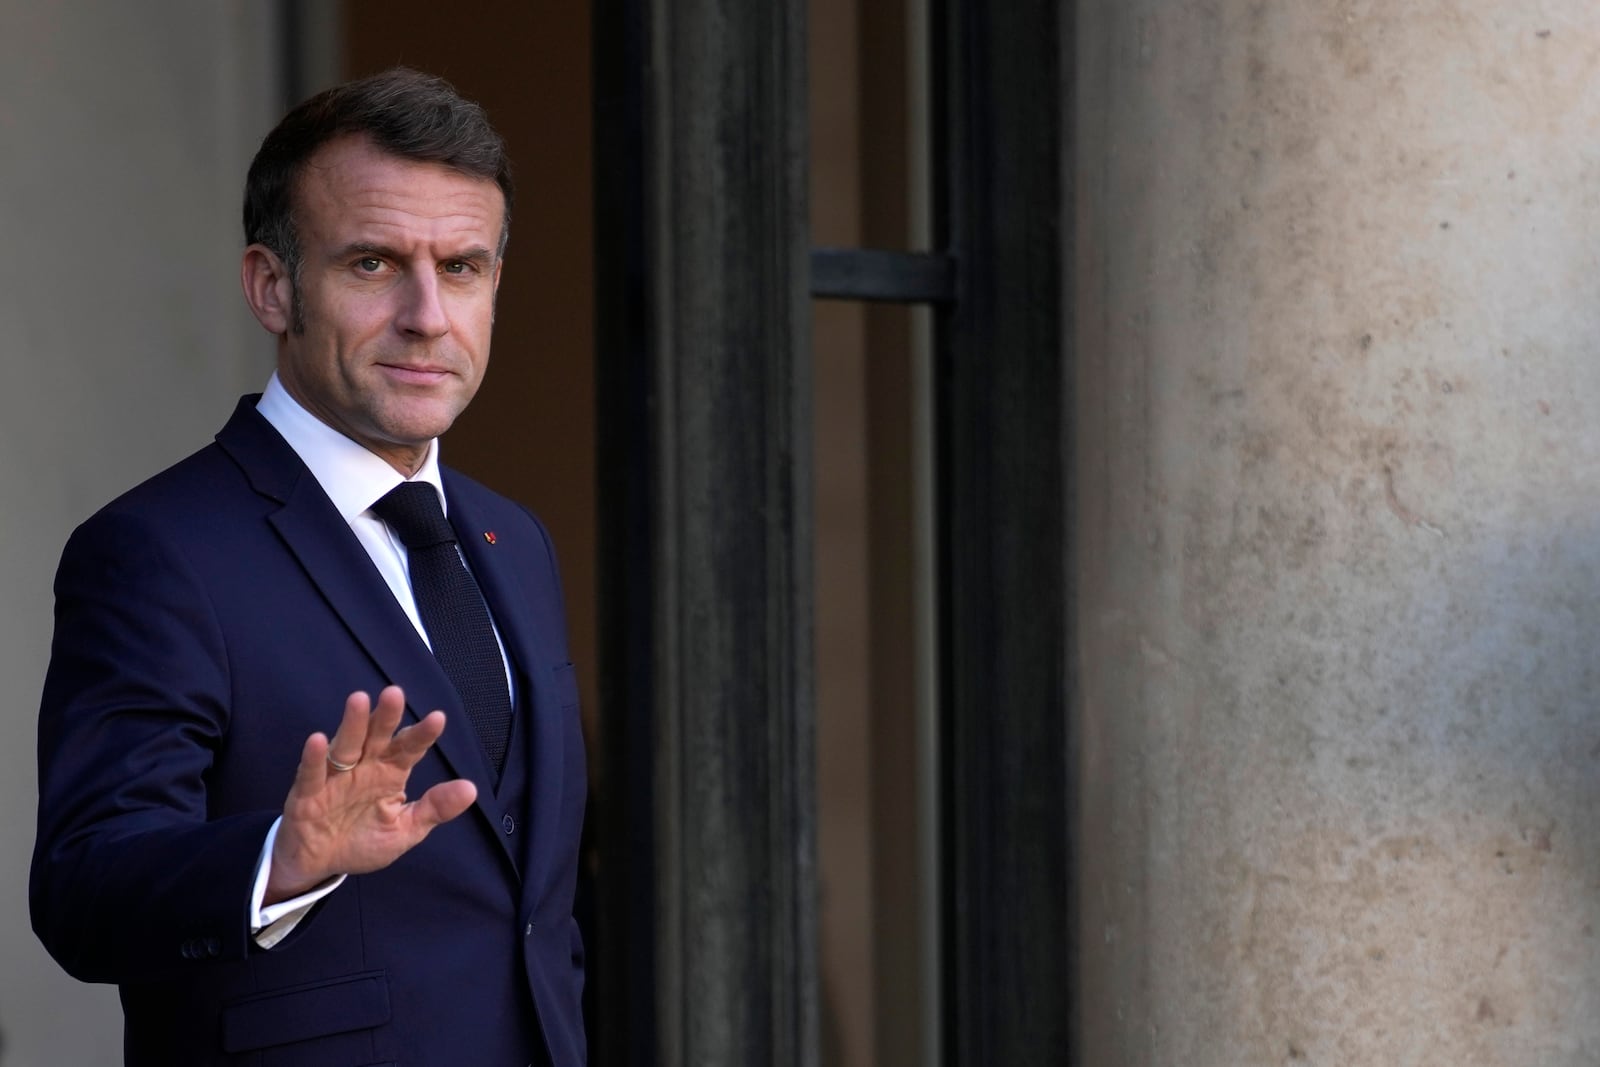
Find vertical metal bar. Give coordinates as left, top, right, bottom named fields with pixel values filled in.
left=935, top=0, right=1075, bottom=1063
left=596, top=0, right=818, bottom=1063
left=593, top=0, right=658, bottom=1062
left=652, top=3, right=816, bottom=1062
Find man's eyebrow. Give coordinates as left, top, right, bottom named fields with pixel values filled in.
left=335, top=241, right=401, bottom=261
left=447, top=247, right=497, bottom=266
left=332, top=242, right=496, bottom=265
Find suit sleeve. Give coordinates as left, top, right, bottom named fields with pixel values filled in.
left=31, top=509, right=277, bottom=984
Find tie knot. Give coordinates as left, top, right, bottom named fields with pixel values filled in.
left=372, top=482, right=456, bottom=549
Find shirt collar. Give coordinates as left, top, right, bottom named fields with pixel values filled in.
left=255, top=372, right=447, bottom=519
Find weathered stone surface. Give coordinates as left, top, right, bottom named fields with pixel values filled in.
left=1078, top=3, right=1600, bottom=1063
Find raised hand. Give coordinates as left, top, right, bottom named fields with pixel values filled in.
left=266, top=685, right=477, bottom=903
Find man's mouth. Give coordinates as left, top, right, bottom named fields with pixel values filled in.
left=377, top=363, right=451, bottom=385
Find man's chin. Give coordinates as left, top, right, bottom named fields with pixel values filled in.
left=376, top=398, right=470, bottom=441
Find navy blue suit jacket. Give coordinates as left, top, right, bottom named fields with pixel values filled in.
left=31, top=398, right=587, bottom=1066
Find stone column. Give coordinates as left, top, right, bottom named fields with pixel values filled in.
left=1078, top=3, right=1600, bottom=1063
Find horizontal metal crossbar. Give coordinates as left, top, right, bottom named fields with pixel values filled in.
left=809, top=247, right=956, bottom=304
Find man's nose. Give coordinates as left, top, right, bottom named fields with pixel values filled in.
left=396, top=271, right=450, bottom=338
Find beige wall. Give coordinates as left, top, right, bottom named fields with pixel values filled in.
left=1078, top=3, right=1600, bottom=1063
left=0, top=3, right=285, bottom=1064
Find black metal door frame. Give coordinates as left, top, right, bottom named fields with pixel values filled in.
left=592, top=0, right=1072, bottom=1061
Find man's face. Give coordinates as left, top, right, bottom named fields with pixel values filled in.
left=269, top=135, right=505, bottom=474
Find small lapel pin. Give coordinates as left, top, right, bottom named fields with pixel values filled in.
left=483, top=531, right=498, bottom=545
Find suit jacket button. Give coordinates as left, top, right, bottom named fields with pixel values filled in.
left=525, top=922, right=533, bottom=937
left=205, top=937, right=221, bottom=957
left=502, top=813, right=516, bottom=834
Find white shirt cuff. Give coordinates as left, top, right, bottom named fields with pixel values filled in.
left=250, top=817, right=347, bottom=949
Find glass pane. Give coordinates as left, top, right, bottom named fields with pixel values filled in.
left=812, top=299, right=938, bottom=1067
left=810, top=0, right=935, bottom=1057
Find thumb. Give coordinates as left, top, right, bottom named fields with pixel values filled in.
left=410, top=779, right=478, bottom=833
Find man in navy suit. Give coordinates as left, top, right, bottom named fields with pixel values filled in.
left=31, top=69, right=587, bottom=1066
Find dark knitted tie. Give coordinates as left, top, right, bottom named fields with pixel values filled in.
left=372, top=482, right=512, bottom=775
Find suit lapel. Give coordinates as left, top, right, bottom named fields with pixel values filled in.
left=216, top=402, right=513, bottom=868
left=446, top=479, right=568, bottom=897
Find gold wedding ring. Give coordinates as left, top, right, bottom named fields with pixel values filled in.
left=326, top=753, right=359, bottom=772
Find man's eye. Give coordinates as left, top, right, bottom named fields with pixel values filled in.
left=356, top=257, right=383, bottom=272
left=443, top=261, right=470, bottom=274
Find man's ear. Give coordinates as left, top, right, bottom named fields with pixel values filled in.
left=241, top=244, right=294, bottom=335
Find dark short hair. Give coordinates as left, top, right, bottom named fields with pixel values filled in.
left=243, top=67, right=514, bottom=287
